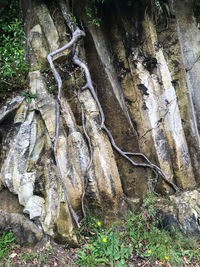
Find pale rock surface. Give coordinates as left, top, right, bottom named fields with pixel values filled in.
left=29, top=71, right=56, bottom=139
left=34, top=2, right=59, bottom=52
left=0, top=96, right=24, bottom=123
left=28, top=24, right=48, bottom=65
left=24, top=195, right=45, bottom=220
left=80, top=90, right=124, bottom=217
left=18, top=172, right=36, bottom=206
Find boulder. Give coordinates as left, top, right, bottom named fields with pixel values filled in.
left=0, top=210, right=43, bottom=246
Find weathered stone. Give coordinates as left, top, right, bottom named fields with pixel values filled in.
left=29, top=71, right=56, bottom=139
left=18, top=172, right=36, bottom=206
left=175, top=0, right=200, bottom=182
left=28, top=24, right=48, bottom=65
left=86, top=17, right=150, bottom=198
left=24, top=195, right=45, bottom=220
left=56, top=133, right=83, bottom=212
left=54, top=202, right=78, bottom=247
left=14, top=101, right=28, bottom=124
left=135, top=16, right=196, bottom=190
left=59, top=97, right=100, bottom=211
left=0, top=111, right=35, bottom=193
left=157, top=190, right=200, bottom=237
left=80, top=90, right=124, bottom=217
left=0, top=210, right=43, bottom=246
left=88, top=25, right=129, bottom=119
left=0, top=189, right=23, bottom=214
left=0, top=96, right=24, bottom=124
left=176, top=0, right=200, bottom=135
left=41, top=157, right=61, bottom=236
left=34, top=2, right=59, bottom=52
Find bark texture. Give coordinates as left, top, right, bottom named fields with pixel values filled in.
left=0, top=0, right=200, bottom=245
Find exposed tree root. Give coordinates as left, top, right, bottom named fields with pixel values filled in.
left=48, top=0, right=180, bottom=227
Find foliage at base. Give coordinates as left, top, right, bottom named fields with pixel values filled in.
left=76, top=192, right=200, bottom=266
left=0, top=231, right=15, bottom=259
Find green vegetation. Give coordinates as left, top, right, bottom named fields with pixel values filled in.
left=0, top=0, right=28, bottom=100
left=196, top=51, right=200, bottom=61
left=18, top=252, right=37, bottom=261
left=0, top=231, right=15, bottom=259
left=21, top=91, right=37, bottom=103
left=18, top=249, right=53, bottom=262
left=76, top=192, right=200, bottom=266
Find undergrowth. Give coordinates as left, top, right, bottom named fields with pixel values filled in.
left=0, top=0, right=28, bottom=101
left=76, top=191, right=200, bottom=266
left=0, top=231, right=15, bottom=259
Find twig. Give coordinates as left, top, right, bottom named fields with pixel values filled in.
left=0, top=80, right=13, bottom=86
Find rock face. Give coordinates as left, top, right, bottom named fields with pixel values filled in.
left=0, top=210, right=43, bottom=246
left=0, top=0, right=200, bottom=245
left=157, top=190, right=200, bottom=239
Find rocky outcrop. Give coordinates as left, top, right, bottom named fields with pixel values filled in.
left=0, top=209, right=43, bottom=246
left=157, top=190, right=200, bottom=238
left=0, top=0, right=200, bottom=245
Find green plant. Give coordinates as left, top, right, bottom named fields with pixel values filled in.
left=196, top=51, right=200, bottom=61
left=39, top=245, right=54, bottom=263
left=72, top=15, right=77, bottom=24
left=85, top=5, right=102, bottom=27
left=21, top=91, right=37, bottom=103
left=76, top=191, right=200, bottom=266
left=0, top=0, right=28, bottom=99
left=77, top=217, right=132, bottom=267
left=0, top=231, right=15, bottom=259
left=47, top=85, right=55, bottom=93
left=18, top=252, right=37, bottom=261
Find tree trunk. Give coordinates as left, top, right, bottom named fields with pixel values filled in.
left=0, top=0, right=200, bottom=245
